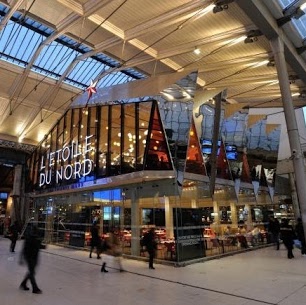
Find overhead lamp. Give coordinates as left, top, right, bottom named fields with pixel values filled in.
left=244, top=29, right=263, bottom=44
left=277, top=4, right=306, bottom=27
left=296, top=45, right=306, bottom=54
left=213, top=0, right=234, bottom=14
left=266, top=58, right=275, bottom=67
left=194, top=47, right=201, bottom=55
left=289, top=75, right=299, bottom=84
left=299, top=90, right=306, bottom=98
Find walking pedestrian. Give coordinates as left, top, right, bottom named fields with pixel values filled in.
left=89, top=222, right=101, bottom=259
left=19, top=225, right=45, bottom=294
left=268, top=216, right=280, bottom=250
left=295, top=217, right=306, bottom=256
left=280, top=218, right=295, bottom=259
left=106, top=228, right=124, bottom=272
left=9, top=220, right=19, bottom=252
left=143, top=228, right=157, bottom=269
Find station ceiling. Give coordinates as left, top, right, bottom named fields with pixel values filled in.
left=1, top=0, right=306, bottom=190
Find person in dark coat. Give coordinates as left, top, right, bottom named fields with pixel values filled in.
left=280, top=218, right=295, bottom=259
left=89, top=222, right=101, bottom=259
left=19, top=226, right=44, bottom=294
left=268, top=216, right=280, bottom=250
left=9, top=220, right=19, bottom=252
left=143, top=228, right=157, bottom=269
left=295, top=217, right=306, bottom=256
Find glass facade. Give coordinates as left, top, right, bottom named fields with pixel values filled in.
left=25, top=74, right=293, bottom=265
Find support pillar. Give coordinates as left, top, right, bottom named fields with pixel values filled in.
left=270, top=37, right=306, bottom=240
left=130, top=188, right=140, bottom=256
left=230, top=201, right=238, bottom=228
left=244, top=204, right=252, bottom=231
left=11, top=164, right=23, bottom=226
left=212, top=200, right=220, bottom=234
left=289, top=172, right=300, bottom=218
left=165, top=196, right=174, bottom=239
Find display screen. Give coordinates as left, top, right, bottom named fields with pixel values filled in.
left=201, top=139, right=238, bottom=160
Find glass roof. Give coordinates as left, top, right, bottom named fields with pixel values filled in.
left=0, top=4, right=145, bottom=91
left=277, top=0, right=306, bottom=39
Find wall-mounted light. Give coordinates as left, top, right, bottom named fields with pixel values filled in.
left=266, top=58, right=275, bottom=67
left=296, top=44, right=306, bottom=54
left=299, top=90, right=306, bottom=98
left=289, top=75, right=299, bottom=84
left=244, top=29, right=263, bottom=44
left=193, top=47, right=201, bottom=55
left=213, top=0, right=234, bottom=14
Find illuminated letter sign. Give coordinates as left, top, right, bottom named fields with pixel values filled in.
left=39, top=135, right=94, bottom=187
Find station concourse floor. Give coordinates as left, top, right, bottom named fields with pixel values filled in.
left=1, top=237, right=306, bottom=305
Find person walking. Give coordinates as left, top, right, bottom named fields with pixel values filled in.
left=19, top=226, right=45, bottom=294
left=143, top=228, right=157, bottom=269
left=9, top=220, right=19, bottom=252
left=107, top=228, right=124, bottom=272
left=295, top=217, right=306, bottom=256
left=268, top=216, right=280, bottom=250
left=280, top=218, right=295, bottom=259
left=89, top=222, right=101, bottom=259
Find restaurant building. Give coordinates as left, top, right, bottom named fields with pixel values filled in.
left=25, top=72, right=292, bottom=265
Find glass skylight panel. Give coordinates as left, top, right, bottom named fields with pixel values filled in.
left=66, top=57, right=105, bottom=85
left=0, top=21, right=37, bottom=67
left=278, top=0, right=298, bottom=9
left=0, top=4, right=145, bottom=91
left=94, top=53, right=121, bottom=69
left=292, top=16, right=306, bottom=39
left=34, top=41, right=78, bottom=76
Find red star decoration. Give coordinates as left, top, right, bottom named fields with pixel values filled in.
left=86, top=80, right=98, bottom=100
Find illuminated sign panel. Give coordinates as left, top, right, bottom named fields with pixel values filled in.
left=39, top=135, right=94, bottom=187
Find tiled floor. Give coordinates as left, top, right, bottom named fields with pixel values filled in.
left=1, top=236, right=306, bottom=305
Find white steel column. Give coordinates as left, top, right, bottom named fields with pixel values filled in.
left=130, top=189, right=140, bottom=256
left=164, top=196, right=174, bottom=239
left=270, top=37, right=306, bottom=239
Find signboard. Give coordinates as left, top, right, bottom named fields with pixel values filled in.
left=39, top=135, right=94, bottom=187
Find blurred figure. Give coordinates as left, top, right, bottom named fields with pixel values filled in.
left=143, top=228, right=157, bottom=269
left=224, top=226, right=231, bottom=236
left=295, top=217, right=306, bottom=256
left=268, top=216, right=280, bottom=250
left=251, top=225, right=261, bottom=245
left=89, top=222, right=101, bottom=259
left=107, top=228, right=124, bottom=272
left=9, top=220, right=20, bottom=252
left=19, top=226, right=44, bottom=294
left=280, top=218, right=295, bottom=259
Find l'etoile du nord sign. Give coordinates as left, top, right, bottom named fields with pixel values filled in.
left=39, top=135, right=94, bottom=187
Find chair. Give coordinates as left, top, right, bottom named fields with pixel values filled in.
left=210, top=238, right=221, bottom=254
left=223, top=236, right=238, bottom=251
left=164, top=242, right=175, bottom=260
left=237, top=235, right=248, bottom=249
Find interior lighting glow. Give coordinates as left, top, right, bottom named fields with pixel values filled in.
left=194, top=47, right=201, bottom=55
left=161, top=92, right=174, bottom=100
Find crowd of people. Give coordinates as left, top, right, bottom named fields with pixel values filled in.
left=2, top=216, right=306, bottom=297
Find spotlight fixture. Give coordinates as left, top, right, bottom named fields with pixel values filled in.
left=299, top=90, right=306, bottom=98
left=289, top=75, right=299, bottom=84
left=193, top=47, right=201, bottom=55
left=296, top=45, right=306, bottom=55
left=244, top=29, right=263, bottom=44
left=266, top=58, right=275, bottom=67
left=213, top=0, right=234, bottom=14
